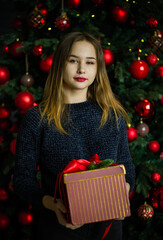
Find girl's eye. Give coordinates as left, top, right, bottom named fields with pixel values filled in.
left=69, top=59, right=78, bottom=63
left=86, top=61, right=95, bottom=65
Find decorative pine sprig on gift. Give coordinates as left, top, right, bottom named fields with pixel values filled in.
left=88, top=159, right=114, bottom=170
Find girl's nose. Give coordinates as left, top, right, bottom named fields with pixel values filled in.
left=77, top=62, right=85, bottom=74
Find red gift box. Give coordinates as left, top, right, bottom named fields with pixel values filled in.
left=63, top=164, right=131, bottom=225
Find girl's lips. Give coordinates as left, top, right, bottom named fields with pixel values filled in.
left=74, top=77, right=87, bottom=82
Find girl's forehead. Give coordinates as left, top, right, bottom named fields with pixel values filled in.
left=69, top=41, right=96, bottom=58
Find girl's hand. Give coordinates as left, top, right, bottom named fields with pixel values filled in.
left=42, top=196, right=84, bottom=229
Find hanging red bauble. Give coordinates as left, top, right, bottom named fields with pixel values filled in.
left=3, top=45, right=10, bottom=54
left=10, top=41, right=24, bottom=58
left=10, top=139, right=17, bottom=155
left=138, top=202, right=154, bottom=220
left=55, top=12, right=70, bottom=31
left=67, top=0, right=81, bottom=8
left=33, top=45, right=43, bottom=56
left=136, top=122, right=149, bottom=137
left=18, top=210, right=34, bottom=225
left=112, top=6, right=129, bottom=23
left=15, top=91, right=34, bottom=111
left=160, top=152, right=163, bottom=160
left=0, top=66, right=10, bottom=86
left=0, top=107, right=10, bottom=119
left=146, top=17, right=158, bottom=28
left=103, top=49, right=115, bottom=66
left=127, top=127, right=138, bottom=142
left=155, top=66, right=163, bottom=77
left=20, top=73, right=34, bottom=88
left=40, top=55, right=53, bottom=72
left=151, top=172, right=161, bottom=182
left=0, top=188, right=8, bottom=201
left=0, top=213, right=10, bottom=230
left=146, top=53, right=158, bottom=66
left=148, top=140, right=160, bottom=152
left=37, top=3, right=48, bottom=16
left=13, top=16, right=23, bottom=29
left=29, top=7, right=46, bottom=29
left=134, top=99, right=155, bottom=120
left=129, top=60, right=149, bottom=79
left=92, top=0, right=104, bottom=6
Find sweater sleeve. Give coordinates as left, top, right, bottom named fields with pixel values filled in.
left=13, top=107, right=47, bottom=210
left=117, top=117, right=135, bottom=192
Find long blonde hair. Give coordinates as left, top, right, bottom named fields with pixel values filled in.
left=39, top=32, right=129, bottom=134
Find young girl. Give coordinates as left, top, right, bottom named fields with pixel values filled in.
left=13, top=32, right=135, bottom=240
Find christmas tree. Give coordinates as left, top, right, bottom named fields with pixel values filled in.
left=0, top=0, right=163, bottom=239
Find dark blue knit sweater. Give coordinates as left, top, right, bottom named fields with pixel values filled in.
left=13, top=100, right=135, bottom=210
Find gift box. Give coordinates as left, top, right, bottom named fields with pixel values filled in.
left=63, top=165, right=131, bottom=225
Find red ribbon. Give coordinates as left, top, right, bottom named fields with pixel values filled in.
left=54, top=154, right=113, bottom=240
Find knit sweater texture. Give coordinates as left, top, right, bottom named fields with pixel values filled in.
left=13, top=100, right=135, bottom=210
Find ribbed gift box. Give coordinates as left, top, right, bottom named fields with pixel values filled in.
left=63, top=165, right=131, bottom=225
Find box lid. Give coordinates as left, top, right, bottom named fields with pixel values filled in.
left=64, top=165, right=126, bottom=184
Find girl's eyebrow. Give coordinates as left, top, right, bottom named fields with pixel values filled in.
left=68, top=54, right=96, bottom=60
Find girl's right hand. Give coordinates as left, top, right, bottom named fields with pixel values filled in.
left=42, top=195, right=83, bottom=230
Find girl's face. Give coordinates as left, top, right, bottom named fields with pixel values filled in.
left=63, top=40, right=97, bottom=95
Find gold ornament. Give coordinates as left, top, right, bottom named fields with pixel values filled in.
left=138, top=202, right=154, bottom=220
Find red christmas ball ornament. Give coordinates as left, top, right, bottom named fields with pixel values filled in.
left=130, top=60, right=149, bottom=79
left=146, top=53, right=158, bottom=66
left=13, top=16, right=23, bottom=29
left=0, top=188, right=8, bottom=201
left=0, top=66, right=10, bottom=86
left=112, top=6, right=129, bottom=23
left=55, top=12, right=70, bottom=31
left=127, top=127, right=138, bottom=142
left=148, top=140, right=160, bottom=152
left=15, top=91, right=34, bottom=111
left=0, top=107, right=10, bottom=119
left=103, top=49, right=115, bottom=66
left=18, top=211, right=34, bottom=225
left=37, top=3, right=48, bottom=16
left=160, top=152, right=163, bottom=160
left=136, top=122, right=149, bottom=137
left=135, top=99, right=155, bottom=120
left=33, top=45, right=43, bottom=56
left=0, top=213, right=10, bottom=230
left=151, top=172, right=161, bottom=182
left=138, top=202, right=154, bottom=220
left=146, top=17, right=158, bottom=28
left=3, top=45, right=10, bottom=54
left=155, top=66, right=163, bottom=77
left=92, top=0, right=104, bottom=6
left=10, top=41, right=24, bottom=58
left=67, top=0, right=81, bottom=8
left=40, top=55, right=53, bottom=72
left=10, top=139, right=17, bottom=155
